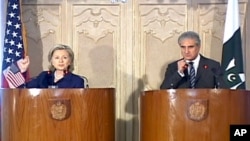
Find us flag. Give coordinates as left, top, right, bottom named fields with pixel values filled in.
left=1, top=0, right=26, bottom=88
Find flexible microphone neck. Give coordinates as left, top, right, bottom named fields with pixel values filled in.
left=211, top=68, right=223, bottom=88
left=47, top=70, right=57, bottom=88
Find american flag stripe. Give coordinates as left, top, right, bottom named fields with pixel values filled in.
left=7, top=71, right=24, bottom=87
left=3, top=66, right=25, bottom=88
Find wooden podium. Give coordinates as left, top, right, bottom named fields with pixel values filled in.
left=1, top=88, right=115, bottom=141
left=140, top=89, right=250, bottom=141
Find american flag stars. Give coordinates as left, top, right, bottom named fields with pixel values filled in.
left=1, top=0, right=26, bottom=88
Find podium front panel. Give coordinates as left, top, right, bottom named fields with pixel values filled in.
left=140, top=89, right=250, bottom=141
left=1, top=88, right=115, bottom=141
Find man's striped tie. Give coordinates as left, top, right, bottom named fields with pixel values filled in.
left=189, top=62, right=195, bottom=88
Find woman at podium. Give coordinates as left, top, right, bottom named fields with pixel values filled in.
left=18, top=44, right=86, bottom=88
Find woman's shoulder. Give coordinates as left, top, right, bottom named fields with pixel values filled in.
left=37, top=71, right=52, bottom=77
left=67, top=72, right=84, bottom=80
left=31, top=71, right=53, bottom=81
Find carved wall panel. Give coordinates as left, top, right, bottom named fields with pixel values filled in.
left=138, top=1, right=248, bottom=90
left=139, top=5, right=187, bottom=89
left=22, top=4, right=61, bottom=77
left=72, top=5, right=120, bottom=87
left=196, top=1, right=247, bottom=63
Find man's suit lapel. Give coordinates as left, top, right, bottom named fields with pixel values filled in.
left=195, top=55, right=207, bottom=82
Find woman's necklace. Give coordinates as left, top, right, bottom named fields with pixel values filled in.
left=54, top=71, right=64, bottom=81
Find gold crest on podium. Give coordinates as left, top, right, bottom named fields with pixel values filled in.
left=187, top=99, right=208, bottom=121
left=49, top=99, right=71, bottom=120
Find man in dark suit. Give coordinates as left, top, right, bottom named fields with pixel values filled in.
left=160, top=31, right=227, bottom=89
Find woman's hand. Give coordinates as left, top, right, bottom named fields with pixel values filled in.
left=17, top=56, right=30, bottom=73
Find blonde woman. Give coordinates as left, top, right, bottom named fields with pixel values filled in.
left=20, top=44, right=85, bottom=88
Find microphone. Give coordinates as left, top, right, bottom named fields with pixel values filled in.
left=211, top=68, right=223, bottom=88
left=63, top=69, right=68, bottom=76
left=47, top=71, right=57, bottom=88
left=183, top=63, right=188, bottom=69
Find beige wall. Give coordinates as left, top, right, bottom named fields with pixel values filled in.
left=22, top=0, right=250, bottom=141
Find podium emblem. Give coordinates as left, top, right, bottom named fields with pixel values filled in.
left=187, top=99, right=208, bottom=121
left=49, top=99, right=71, bottom=120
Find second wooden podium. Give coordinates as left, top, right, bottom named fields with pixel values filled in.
left=140, top=89, right=250, bottom=141
left=1, top=88, right=115, bottom=141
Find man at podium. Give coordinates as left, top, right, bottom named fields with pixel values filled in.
left=160, top=31, right=227, bottom=89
